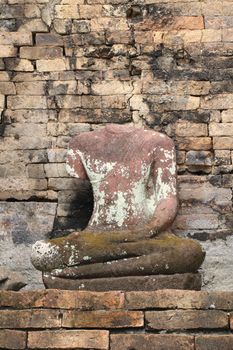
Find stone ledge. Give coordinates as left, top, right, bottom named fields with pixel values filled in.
left=1, top=289, right=233, bottom=349
left=42, top=272, right=202, bottom=291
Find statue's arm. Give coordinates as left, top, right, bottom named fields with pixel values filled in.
left=66, top=138, right=88, bottom=180
left=148, top=135, right=178, bottom=233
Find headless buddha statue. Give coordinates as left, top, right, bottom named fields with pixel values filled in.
left=31, top=124, right=205, bottom=285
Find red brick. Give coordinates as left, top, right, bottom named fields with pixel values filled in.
left=111, top=334, right=194, bottom=350
left=145, top=310, right=228, bottom=330
left=196, top=335, right=233, bottom=350
left=213, top=137, right=233, bottom=149
left=0, top=290, right=124, bottom=310
left=20, top=46, right=63, bottom=59
left=0, top=309, right=61, bottom=329
left=0, top=329, right=26, bottom=349
left=28, top=330, right=109, bottom=349
left=62, top=310, right=144, bottom=328
left=177, top=137, right=212, bottom=151
left=134, top=16, right=204, bottom=31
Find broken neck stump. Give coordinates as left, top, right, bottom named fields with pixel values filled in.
left=31, top=124, right=205, bottom=291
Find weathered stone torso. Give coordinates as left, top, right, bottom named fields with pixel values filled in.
left=66, top=124, right=177, bottom=231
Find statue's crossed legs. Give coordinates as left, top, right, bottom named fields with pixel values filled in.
left=31, top=230, right=205, bottom=279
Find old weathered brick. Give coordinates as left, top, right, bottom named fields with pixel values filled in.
left=177, top=138, right=212, bottom=151
left=20, top=46, right=63, bottom=59
left=0, top=72, right=10, bottom=81
left=222, top=110, right=233, bottom=122
left=223, top=174, right=233, bottom=187
left=37, top=58, right=70, bottom=72
left=0, top=137, right=52, bottom=151
left=0, top=290, right=124, bottom=310
left=36, top=33, right=63, bottom=46
left=5, top=109, right=56, bottom=123
left=126, top=290, right=233, bottom=310
left=7, top=96, right=47, bottom=109
left=201, top=94, right=233, bottom=109
left=54, top=18, right=72, bottom=34
left=44, top=163, right=67, bottom=177
left=0, top=32, right=32, bottom=45
left=62, top=310, right=144, bottom=328
left=111, top=334, right=194, bottom=350
left=0, top=310, right=61, bottom=328
left=15, top=82, right=46, bottom=95
left=145, top=310, right=228, bottom=330
left=91, top=18, right=128, bottom=31
left=48, top=178, right=82, bottom=190
left=106, top=30, right=132, bottom=44
left=177, top=150, right=186, bottom=164
left=0, top=45, right=17, bottom=57
left=0, top=178, right=47, bottom=191
left=202, top=29, right=222, bottom=42
left=59, top=108, right=131, bottom=123
left=55, top=95, right=82, bottom=108
left=210, top=123, right=233, bottom=136
left=0, top=82, right=16, bottom=95
left=135, top=16, right=204, bottom=31
left=92, top=81, right=133, bottom=95
left=102, top=95, right=126, bottom=109
left=175, top=122, right=208, bottom=137
left=213, top=137, right=233, bottom=149
left=49, top=122, right=90, bottom=137
left=20, top=18, right=48, bottom=32
left=223, top=28, right=233, bottom=42
left=79, top=5, right=103, bottom=18
left=174, top=213, right=219, bottom=230
left=81, top=95, right=102, bottom=108
left=47, top=148, right=66, bottom=163
left=215, top=150, right=231, bottom=165
left=27, top=164, right=45, bottom=179
left=0, top=5, right=24, bottom=19
left=0, top=329, right=26, bottom=349
left=28, top=330, right=109, bottom=349
left=210, top=111, right=221, bottom=122
left=142, top=81, right=210, bottom=96
left=72, top=19, right=90, bottom=33
left=48, top=81, right=77, bottom=95
left=196, top=335, right=233, bottom=350
left=24, top=4, right=41, bottom=18
left=186, top=151, right=213, bottom=166
left=5, top=58, right=34, bottom=71
left=5, top=123, right=47, bottom=137
left=55, top=5, right=80, bottom=19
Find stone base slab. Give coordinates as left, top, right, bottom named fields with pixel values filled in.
left=42, top=273, right=202, bottom=291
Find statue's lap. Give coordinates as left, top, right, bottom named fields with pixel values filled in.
left=31, top=230, right=205, bottom=278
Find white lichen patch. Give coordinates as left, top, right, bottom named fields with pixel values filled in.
left=106, top=191, right=129, bottom=227
left=68, top=245, right=79, bottom=266
left=155, top=168, right=176, bottom=203
left=31, top=240, right=60, bottom=271
left=66, top=163, right=77, bottom=177
left=83, top=256, right=92, bottom=261
left=67, top=148, right=76, bottom=160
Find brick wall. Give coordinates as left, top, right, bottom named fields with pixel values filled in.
left=1, top=289, right=233, bottom=349
left=0, top=0, right=233, bottom=289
